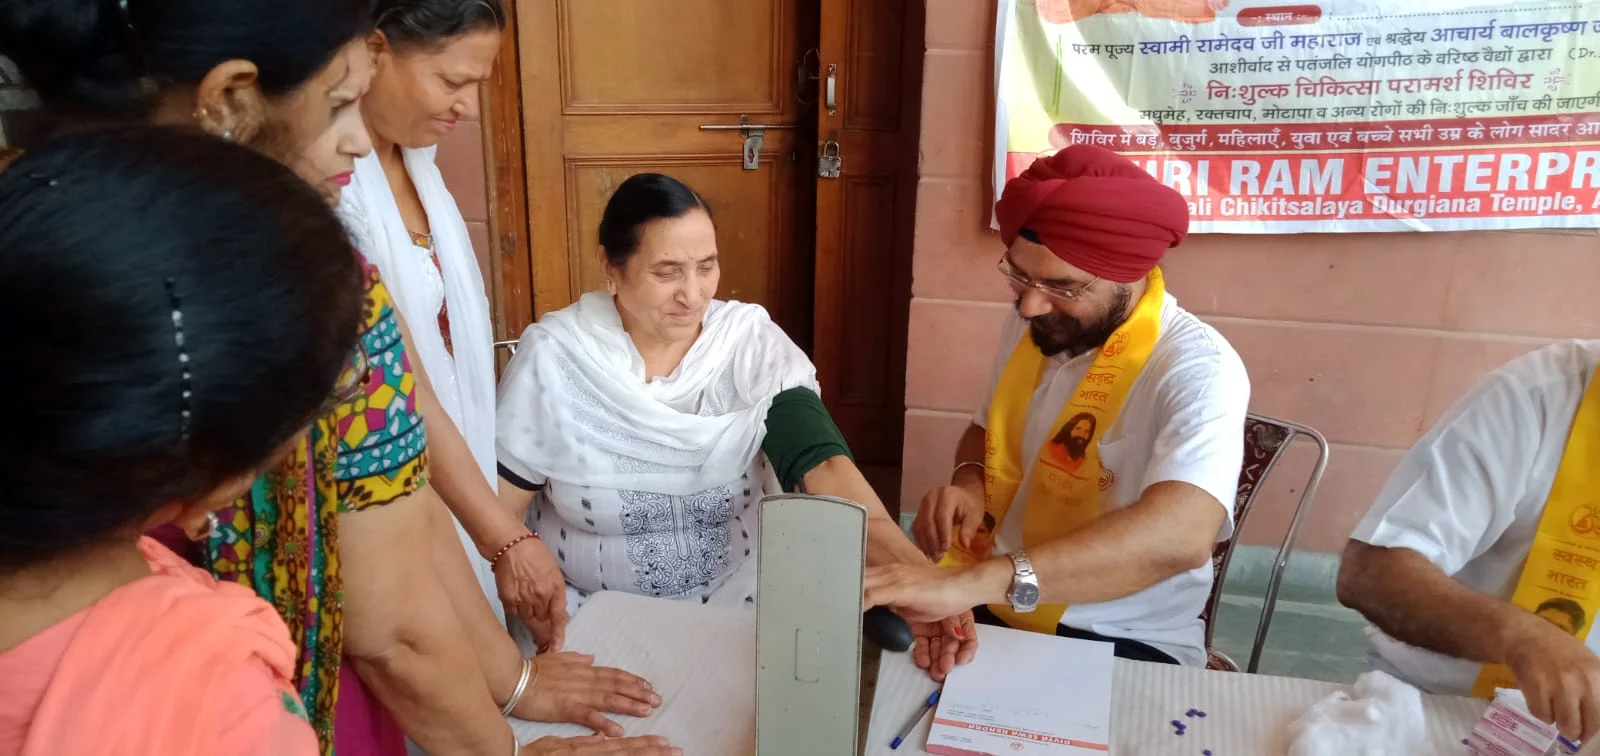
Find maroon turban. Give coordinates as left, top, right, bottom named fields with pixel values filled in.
left=994, top=145, right=1189, bottom=283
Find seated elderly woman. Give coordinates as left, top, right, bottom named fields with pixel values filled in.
left=496, top=173, right=952, bottom=651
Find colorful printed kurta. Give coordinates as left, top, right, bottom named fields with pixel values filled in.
left=206, top=265, right=428, bottom=752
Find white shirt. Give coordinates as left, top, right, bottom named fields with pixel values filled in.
left=972, top=293, right=1250, bottom=665
left=1352, top=339, right=1600, bottom=695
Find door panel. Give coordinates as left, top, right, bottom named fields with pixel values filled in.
left=813, top=0, right=923, bottom=472
left=562, top=1, right=785, bottom=111
left=519, top=0, right=814, bottom=341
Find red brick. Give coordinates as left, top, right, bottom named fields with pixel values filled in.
left=1422, top=335, right=1547, bottom=427
left=1163, top=233, right=1454, bottom=329
left=436, top=120, right=488, bottom=222
left=911, top=180, right=1009, bottom=301
left=918, top=52, right=991, bottom=181
left=1236, top=441, right=1403, bottom=553
left=899, top=410, right=975, bottom=513
left=904, top=299, right=1011, bottom=413
left=926, top=0, right=996, bottom=52
left=1441, top=231, right=1600, bottom=339
left=1215, top=319, right=1439, bottom=449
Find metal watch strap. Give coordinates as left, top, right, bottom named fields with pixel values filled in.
left=1006, top=551, right=1040, bottom=613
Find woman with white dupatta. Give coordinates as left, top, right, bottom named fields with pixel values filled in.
left=496, top=173, right=957, bottom=659
left=340, top=0, right=576, bottom=652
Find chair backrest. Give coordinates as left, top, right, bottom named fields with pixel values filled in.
left=1200, top=413, right=1328, bottom=666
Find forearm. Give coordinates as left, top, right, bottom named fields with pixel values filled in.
left=398, top=315, right=526, bottom=556
left=497, top=475, right=537, bottom=521
left=425, top=396, right=526, bottom=555
left=1337, top=542, right=1536, bottom=664
left=952, top=423, right=986, bottom=471
left=342, top=498, right=514, bottom=755
left=801, top=456, right=926, bottom=567
left=349, top=636, right=512, bottom=756
left=425, top=494, right=525, bottom=702
left=963, top=483, right=1222, bottom=606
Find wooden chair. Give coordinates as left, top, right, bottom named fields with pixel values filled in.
left=1201, top=413, right=1329, bottom=673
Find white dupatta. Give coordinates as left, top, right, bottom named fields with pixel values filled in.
left=339, top=148, right=502, bottom=623
left=496, top=293, right=820, bottom=496
left=339, top=148, right=498, bottom=486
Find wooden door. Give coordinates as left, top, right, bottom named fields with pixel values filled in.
left=517, top=0, right=818, bottom=343
left=812, top=0, right=924, bottom=484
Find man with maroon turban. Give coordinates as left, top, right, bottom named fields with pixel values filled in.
left=865, top=146, right=1250, bottom=666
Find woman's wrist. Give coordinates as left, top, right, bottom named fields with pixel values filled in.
left=476, top=510, right=536, bottom=560
left=489, top=531, right=540, bottom=569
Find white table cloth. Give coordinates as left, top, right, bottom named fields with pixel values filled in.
left=865, top=648, right=1486, bottom=755
left=509, top=592, right=757, bottom=753
left=507, top=592, right=1486, bottom=755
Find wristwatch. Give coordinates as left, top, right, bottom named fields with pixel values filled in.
left=1006, top=551, right=1040, bottom=613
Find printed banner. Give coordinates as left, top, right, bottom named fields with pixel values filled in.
left=993, top=0, right=1600, bottom=232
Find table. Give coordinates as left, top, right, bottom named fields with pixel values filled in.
left=510, top=592, right=1486, bottom=754
left=864, top=648, right=1486, bottom=755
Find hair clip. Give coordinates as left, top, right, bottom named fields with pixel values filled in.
left=164, top=278, right=194, bottom=441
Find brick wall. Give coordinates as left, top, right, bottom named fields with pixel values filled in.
left=903, top=0, right=1599, bottom=552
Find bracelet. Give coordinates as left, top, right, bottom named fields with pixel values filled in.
left=952, top=460, right=986, bottom=481
left=501, top=657, right=534, bottom=717
left=490, top=532, right=538, bottom=571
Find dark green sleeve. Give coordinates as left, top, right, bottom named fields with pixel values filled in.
left=762, top=387, right=854, bottom=492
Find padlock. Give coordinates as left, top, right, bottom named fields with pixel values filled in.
left=818, top=140, right=842, bottom=179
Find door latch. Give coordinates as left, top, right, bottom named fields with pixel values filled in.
left=699, top=116, right=798, bottom=172
left=743, top=128, right=765, bottom=171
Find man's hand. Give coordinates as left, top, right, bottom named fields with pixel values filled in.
left=865, top=560, right=1007, bottom=623
left=1503, top=616, right=1600, bottom=741
left=494, top=535, right=570, bottom=652
left=910, top=613, right=978, bottom=682
left=521, top=735, right=680, bottom=755
left=913, top=482, right=985, bottom=561
left=511, top=652, right=663, bottom=737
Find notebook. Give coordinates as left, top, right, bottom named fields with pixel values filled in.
left=926, top=624, right=1115, bottom=755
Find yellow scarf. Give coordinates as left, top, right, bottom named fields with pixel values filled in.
left=1472, top=372, right=1600, bottom=698
left=941, top=268, right=1165, bottom=633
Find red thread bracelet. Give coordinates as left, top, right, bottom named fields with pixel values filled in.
left=490, top=532, right=539, bottom=570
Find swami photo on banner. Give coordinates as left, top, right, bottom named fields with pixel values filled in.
left=994, top=0, right=1600, bottom=232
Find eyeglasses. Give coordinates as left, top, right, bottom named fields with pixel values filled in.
left=997, top=256, right=1098, bottom=301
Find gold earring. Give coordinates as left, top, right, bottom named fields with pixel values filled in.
left=605, top=279, right=617, bottom=295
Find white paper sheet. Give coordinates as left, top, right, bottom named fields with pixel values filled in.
left=867, top=646, right=1488, bottom=755
left=508, top=592, right=756, bottom=754
left=926, top=625, right=1115, bottom=755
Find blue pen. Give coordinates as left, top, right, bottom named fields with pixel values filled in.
left=890, top=690, right=942, bottom=750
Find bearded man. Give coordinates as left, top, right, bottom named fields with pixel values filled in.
left=867, top=145, right=1250, bottom=666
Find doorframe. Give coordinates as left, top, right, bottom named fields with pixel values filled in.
left=481, top=0, right=534, bottom=341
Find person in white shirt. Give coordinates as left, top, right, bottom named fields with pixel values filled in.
left=1338, top=339, right=1600, bottom=743
left=864, top=145, right=1250, bottom=666
left=340, top=0, right=581, bottom=646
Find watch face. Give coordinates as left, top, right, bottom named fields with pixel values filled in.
left=1013, top=583, right=1040, bottom=607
